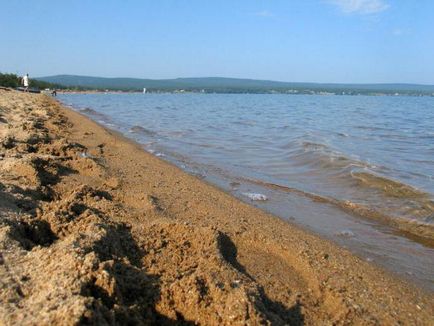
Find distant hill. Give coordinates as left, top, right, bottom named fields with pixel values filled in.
left=35, top=75, right=434, bottom=94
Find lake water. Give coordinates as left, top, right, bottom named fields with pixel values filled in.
left=59, top=93, right=434, bottom=290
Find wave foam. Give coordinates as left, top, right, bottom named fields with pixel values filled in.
left=242, top=193, right=268, bottom=201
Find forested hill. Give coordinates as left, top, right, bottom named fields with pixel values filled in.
left=36, top=75, right=434, bottom=95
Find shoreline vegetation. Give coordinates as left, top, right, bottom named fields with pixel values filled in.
left=0, top=73, right=65, bottom=92
left=1, top=89, right=433, bottom=324
left=2, top=72, right=434, bottom=96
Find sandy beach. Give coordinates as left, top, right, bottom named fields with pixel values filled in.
left=0, top=89, right=433, bottom=324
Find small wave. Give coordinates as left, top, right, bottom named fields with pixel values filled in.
left=233, top=120, right=256, bottom=126
left=79, top=108, right=103, bottom=116
left=80, top=107, right=99, bottom=114
left=336, top=230, right=355, bottom=237
left=282, top=141, right=353, bottom=169
left=290, top=150, right=373, bottom=173
left=302, top=141, right=328, bottom=151
left=167, top=130, right=188, bottom=138
left=351, top=171, right=429, bottom=199
left=129, top=125, right=157, bottom=136
left=79, top=108, right=110, bottom=122
left=355, top=125, right=391, bottom=132
left=240, top=178, right=434, bottom=243
left=336, top=132, right=349, bottom=137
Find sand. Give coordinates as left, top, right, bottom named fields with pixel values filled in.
left=0, top=89, right=433, bottom=325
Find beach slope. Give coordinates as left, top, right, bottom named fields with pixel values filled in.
left=0, top=90, right=433, bottom=325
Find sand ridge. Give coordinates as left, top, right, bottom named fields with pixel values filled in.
left=0, top=90, right=433, bottom=325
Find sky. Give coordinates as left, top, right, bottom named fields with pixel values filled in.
left=1, top=0, right=433, bottom=84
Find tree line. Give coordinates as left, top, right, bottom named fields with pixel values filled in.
left=0, top=72, right=65, bottom=90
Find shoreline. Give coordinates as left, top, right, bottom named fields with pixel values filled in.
left=61, top=92, right=434, bottom=290
left=1, top=90, right=433, bottom=324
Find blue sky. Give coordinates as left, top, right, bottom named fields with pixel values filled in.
left=1, top=0, right=433, bottom=84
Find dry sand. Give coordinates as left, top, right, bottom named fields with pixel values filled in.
left=0, top=89, right=433, bottom=325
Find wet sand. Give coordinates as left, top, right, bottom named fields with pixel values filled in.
left=0, top=89, right=433, bottom=325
